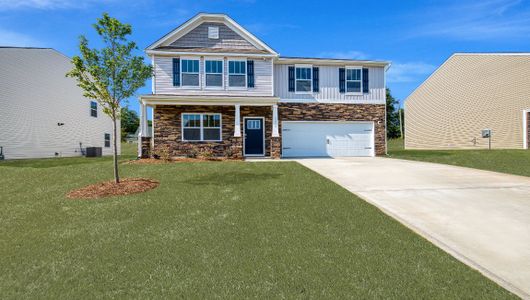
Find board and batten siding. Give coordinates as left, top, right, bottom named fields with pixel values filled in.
left=274, top=65, right=386, bottom=104
left=405, top=54, right=530, bottom=150
left=154, top=56, right=273, bottom=96
left=169, top=22, right=258, bottom=50
left=0, top=48, right=119, bottom=159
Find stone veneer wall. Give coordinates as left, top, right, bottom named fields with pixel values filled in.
left=152, top=103, right=386, bottom=158
left=153, top=105, right=272, bottom=158
left=278, top=103, right=387, bottom=156
left=140, top=137, right=152, bottom=158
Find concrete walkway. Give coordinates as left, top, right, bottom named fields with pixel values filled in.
left=297, top=157, right=530, bottom=298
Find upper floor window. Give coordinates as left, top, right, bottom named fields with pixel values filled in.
left=90, top=101, right=97, bottom=117
left=228, top=60, right=246, bottom=88
left=205, top=60, right=223, bottom=88
left=295, top=65, right=312, bottom=93
left=346, top=67, right=362, bottom=94
left=181, top=59, right=200, bottom=87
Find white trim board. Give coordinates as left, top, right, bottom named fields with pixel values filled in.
left=146, top=13, right=278, bottom=55
left=523, top=108, right=530, bottom=149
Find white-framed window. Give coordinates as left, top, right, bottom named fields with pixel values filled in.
left=204, top=59, right=223, bottom=88
left=182, top=113, right=222, bottom=141
left=181, top=58, right=200, bottom=87
left=104, top=133, right=110, bottom=147
left=295, top=64, right=312, bottom=93
left=228, top=60, right=246, bottom=88
left=247, top=120, right=261, bottom=130
left=346, top=67, right=362, bottom=94
left=90, top=101, right=97, bottom=118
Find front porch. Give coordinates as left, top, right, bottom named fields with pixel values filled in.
left=138, top=95, right=281, bottom=159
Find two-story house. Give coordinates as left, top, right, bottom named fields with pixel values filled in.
left=138, top=13, right=389, bottom=159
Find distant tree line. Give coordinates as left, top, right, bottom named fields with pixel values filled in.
left=386, top=88, right=404, bottom=139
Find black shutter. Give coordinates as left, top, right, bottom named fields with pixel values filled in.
left=172, top=58, right=180, bottom=87
left=247, top=60, right=255, bottom=88
left=362, top=68, right=369, bottom=93
left=339, top=68, right=345, bottom=93
left=312, top=67, right=319, bottom=92
left=288, top=66, right=295, bottom=92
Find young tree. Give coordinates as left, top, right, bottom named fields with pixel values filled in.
left=386, top=88, right=401, bottom=139
left=67, top=13, right=151, bottom=183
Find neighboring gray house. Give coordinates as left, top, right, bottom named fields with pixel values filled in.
left=0, top=47, right=120, bottom=159
left=138, top=13, right=390, bottom=158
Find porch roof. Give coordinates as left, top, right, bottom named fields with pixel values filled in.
left=139, top=94, right=279, bottom=106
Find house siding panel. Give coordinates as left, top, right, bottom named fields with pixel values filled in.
left=154, top=56, right=273, bottom=97
left=274, top=65, right=385, bottom=104
left=405, top=54, right=530, bottom=150
left=170, top=22, right=258, bottom=50
left=0, top=48, right=119, bottom=160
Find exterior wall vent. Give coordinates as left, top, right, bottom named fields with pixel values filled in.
left=208, top=26, right=219, bottom=39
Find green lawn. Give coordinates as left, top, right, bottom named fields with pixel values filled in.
left=0, top=146, right=515, bottom=298
left=388, top=138, right=530, bottom=177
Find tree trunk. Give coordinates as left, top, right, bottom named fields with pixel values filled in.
left=112, top=116, right=120, bottom=184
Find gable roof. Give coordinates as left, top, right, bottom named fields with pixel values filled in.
left=146, top=13, right=278, bottom=56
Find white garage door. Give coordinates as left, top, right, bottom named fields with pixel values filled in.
left=282, top=121, right=374, bottom=157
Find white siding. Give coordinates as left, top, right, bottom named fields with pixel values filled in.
left=274, top=65, right=385, bottom=104
left=154, top=55, right=273, bottom=96
left=0, top=48, right=119, bottom=160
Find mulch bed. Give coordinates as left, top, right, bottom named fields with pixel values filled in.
left=67, top=178, right=159, bottom=199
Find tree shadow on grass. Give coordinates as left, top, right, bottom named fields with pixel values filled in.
left=183, top=171, right=283, bottom=186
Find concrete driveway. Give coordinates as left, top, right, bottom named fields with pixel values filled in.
left=297, top=157, right=530, bottom=298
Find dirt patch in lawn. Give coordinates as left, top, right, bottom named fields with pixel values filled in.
left=67, top=178, right=159, bottom=199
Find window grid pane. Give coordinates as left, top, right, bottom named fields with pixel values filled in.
left=295, top=67, right=312, bottom=80
left=229, top=61, right=246, bottom=75
left=206, top=60, right=222, bottom=74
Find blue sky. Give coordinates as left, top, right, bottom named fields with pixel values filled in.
left=2, top=0, right=530, bottom=116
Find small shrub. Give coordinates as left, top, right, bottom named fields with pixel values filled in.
left=153, top=146, right=171, bottom=161
left=186, top=149, right=198, bottom=158
left=224, top=147, right=234, bottom=158
left=199, top=148, right=215, bottom=160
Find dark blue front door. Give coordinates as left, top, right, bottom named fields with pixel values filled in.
left=244, top=118, right=264, bottom=156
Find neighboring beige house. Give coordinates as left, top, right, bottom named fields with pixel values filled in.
left=0, top=47, right=120, bottom=159
left=405, top=53, right=530, bottom=150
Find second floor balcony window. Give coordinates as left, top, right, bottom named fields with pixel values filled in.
left=228, top=60, right=246, bottom=88
left=181, top=59, right=200, bottom=87
left=205, top=60, right=223, bottom=88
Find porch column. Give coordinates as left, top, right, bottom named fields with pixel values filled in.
left=138, top=100, right=148, bottom=158
left=234, top=104, right=241, bottom=137
left=272, top=104, right=279, bottom=137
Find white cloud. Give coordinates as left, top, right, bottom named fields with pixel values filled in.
left=0, top=28, right=42, bottom=47
left=0, top=0, right=106, bottom=10
left=387, top=62, right=436, bottom=83
left=317, top=50, right=368, bottom=60
left=410, top=0, right=530, bottom=40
